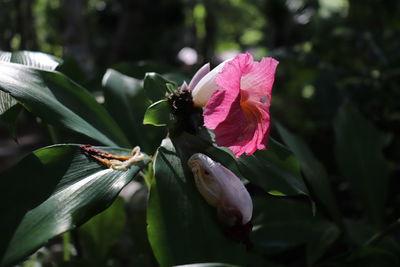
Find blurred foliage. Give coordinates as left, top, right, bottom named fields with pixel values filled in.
left=0, top=0, right=399, bottom=266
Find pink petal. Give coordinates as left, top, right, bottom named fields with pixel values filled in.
left=213, top=98, right=271, bottom=157
left=215, top=53, right=253, bottom=92
left=202, top=52, right=278, bottom=158
left=203, top=89, right=238, bottom=130
left=240, top=57, right=279, bottom=105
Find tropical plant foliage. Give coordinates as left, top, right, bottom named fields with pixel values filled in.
left=0, top=0, right=399, bottom=266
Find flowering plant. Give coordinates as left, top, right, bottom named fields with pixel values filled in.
left=0, top=50, right=392, bottom=267
left=192, top=53, right=279, bottom=157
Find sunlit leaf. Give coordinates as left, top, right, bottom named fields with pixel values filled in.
left=0, top=91, right=17, bottom=116
left=0, top=144, right=148, bottom=266
left=0, top=50, right=62, bottom=117
left=143, top=99, right=175, bottom=127
left=0, top=50, right=62, bottom=71
left=0, top=62, right=129, bottom=146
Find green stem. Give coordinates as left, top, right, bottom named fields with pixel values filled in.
left=363, top=218, right=400, bottom=246
left=63, top=232, right=71, bottom=261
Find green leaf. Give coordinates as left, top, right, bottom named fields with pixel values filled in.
left=0, top=144, right=148, bottom=266
left=102, top=69, right=166, bottom=152
left=276, top=123, right=343, bottom=224
left=236, top=138, right=309, bottom=196
left=0, top=62, right=129, bottom=147
left=143, top=99, right=175, bottom=127
left=334, top=104, right=389, bottom=228
left=147, top=138, right=249, bottom=267
left=78, top=196, right=126, bottom=264
left=0, top=50, right=62, bottom=116
left=143, top=72, right=172, bottom=102
left=0, top=91, right=18, bottom=116
left=0, top=50, right=62, bottom=71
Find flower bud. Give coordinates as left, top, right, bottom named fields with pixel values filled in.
left=188, top=63, right=210, bottom=90
left=188, top=153, right=252, bottom=225
left=191, top=59, right=231, bottom=107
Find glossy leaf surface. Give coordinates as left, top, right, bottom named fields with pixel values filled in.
left=0, top=50, right=62, bottom=116
left=0, top=145, right=148, bottom=266
left=143, top=99, right=174, bottom=127
left=0, top=62, right=129, bottom=146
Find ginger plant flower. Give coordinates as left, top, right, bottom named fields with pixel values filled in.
left=191, top=52, right=278, bottom=158
left=191, top=58, right=232, bottom=107
left=188, top=153, right=252, bottom=226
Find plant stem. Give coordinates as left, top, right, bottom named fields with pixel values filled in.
left=62, top=232, right=71, bottom=261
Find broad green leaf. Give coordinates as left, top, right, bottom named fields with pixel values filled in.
left=147, top=138, right=250, bottom=267
left=0, top=144, right=148, bottom=266
left=0, top=91, right=17, bottom=116
left=0, top=62, right=129, bottom=147
left=143, top=72, right=172, bottom=102
left=0, top=50, right=62, bottom=71
left=276, top=123, right=342, bottom=224
left=236, top=138, right=309, bottom=196
left=143, top=99, right=175, bottom=127
left=0, top=50, right=62, bottom=116
left=334, top=104, right=389, bottom=228
left=78, top=197, right=126, bottom=264
left=102, top=69, right=166, bottom=152
left=0, top=52, right=11, bottom=61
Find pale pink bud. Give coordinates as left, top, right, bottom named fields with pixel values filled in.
left=191, top=59, right=231, bottom=107
left=187, top=153, right=253, bottom=225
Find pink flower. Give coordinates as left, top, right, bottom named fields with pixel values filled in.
left=194, top=53, right=278, bottom=158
